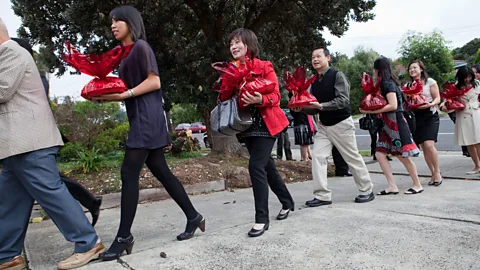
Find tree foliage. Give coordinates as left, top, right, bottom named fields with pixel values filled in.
left=475, top=48, right=480, bottom=64
left=332, top=47, right=379, bottom=114
left=398, top=30, right=454, bottom=84
left=451, top=38, right=480, bottom=64
left=12, top=0, right=376, bottom=153
left=171, top=103, right=203, bottom=125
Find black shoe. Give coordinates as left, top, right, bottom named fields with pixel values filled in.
left=305, top=198, right=332, bottom=207
left=335, top=171, right=352, bottom=177
left=100, top=235, right=135, bottom=261
left=177, top=213, right=205, bottom=241
left=387, top=156, right=393, bottom=161
left=276, top=207, right=294, bottom=220
left=90, top=196, right=102, bottom=227
left=248, top=223, right=269, bottom=237
left=354, top=192, right=375, bottom=203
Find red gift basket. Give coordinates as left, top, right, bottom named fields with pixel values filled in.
left=440, top=82, right=472, bottom=111
left=212, top=57, right=275, bottom=108
left=401, top=80, right=429, bottom=109
left=283, top=66, right=317, bottom=108
left=360, top=73, right=387, bottom=110
left=62, top=42, right=133, bottom=101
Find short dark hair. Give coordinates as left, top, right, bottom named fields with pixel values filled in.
left=228, top=28, right=259, bottom=58
left=408, top=60, right=430, bottom=83
left=313, top=47, right=330, bottom=57
left=11, top=37, right=33, bottom=56
left=374, top=57, right=400, bottom=85
left=110, top=6, right=147, bottom=41
left=456, top=66, right=478, bottom=89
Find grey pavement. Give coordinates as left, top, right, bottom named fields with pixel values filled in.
left=24, top=153, right=480, bottom=270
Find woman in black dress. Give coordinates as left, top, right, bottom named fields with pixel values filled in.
left=360, top=57, right=423, bottom=195
left=93, top=6, right=204, bottom=260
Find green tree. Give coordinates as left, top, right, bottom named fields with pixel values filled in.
left=398, top=30, right=454, bottom=83
left=12, top=0, right=376, bottom=154
left=451, top=38, right=480, bottom=64
left=475, top=48, right=480, bottom=64
left=171, top=103, right=203, bottom=125
left=332, top=47, right=379, bottom=114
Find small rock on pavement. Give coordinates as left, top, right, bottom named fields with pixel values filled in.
left=160, top=252, right=167, bottom=258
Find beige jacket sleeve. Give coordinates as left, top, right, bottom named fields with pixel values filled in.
left=0, top=45, right=27, bottom=103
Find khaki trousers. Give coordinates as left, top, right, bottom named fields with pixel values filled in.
left=312, top=117, right=373, bottom=201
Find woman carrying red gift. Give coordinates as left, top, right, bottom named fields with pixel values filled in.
left=218, top=28, right=294, bottom=237
left=360, top=57, right=422, bottom=195
left=407, top=60, right=442, bottom=186
left=441, top=66, right=480, bottom=174
left=91, top=6, right=204, bottom=260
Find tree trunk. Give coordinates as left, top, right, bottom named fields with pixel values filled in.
left=201, top=108, right=249, bottom=157
left=165, top=111, right=174, bottom=133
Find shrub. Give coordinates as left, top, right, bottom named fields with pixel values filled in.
left=58, top=142, right=85, bottom=161
left=165, top=131, right=201, bottom=156
left=111, top=122, right=130, bottom=146
left=93, top=135, right=121, bottom=154
left=77, top=148, right=104, bottom=174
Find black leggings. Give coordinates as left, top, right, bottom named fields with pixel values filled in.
left=117, top=148, right=198, bottom=237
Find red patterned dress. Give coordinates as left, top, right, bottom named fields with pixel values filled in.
left=376, top=80, right=419, bottom=157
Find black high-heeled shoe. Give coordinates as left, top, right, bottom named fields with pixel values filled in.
left=99, top=235, right=135, bottom=261
left=276, top=207, right=294, bottom=220
left=248, top=222, right=269, bottom=237
left=177, top=214, right=205, bottom=241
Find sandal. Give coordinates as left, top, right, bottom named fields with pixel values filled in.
left=404, top=188, right=424, bottom=195
left=433, top=180, right=442, bottom=186
left=377, top=190, right=399, bottom=195
left=428, top=180, right=435, bottom=186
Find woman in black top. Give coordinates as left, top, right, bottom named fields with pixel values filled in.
left=360, top=57, right=423, bottom=195
left=93, top=6, right=204, bottom=260
left=289, top=93, right=314, bottom=161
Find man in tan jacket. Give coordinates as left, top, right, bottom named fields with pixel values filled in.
left=0, top=18, right=104, bottom=270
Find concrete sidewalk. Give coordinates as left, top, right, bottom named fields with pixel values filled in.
left=25, top=171, right=480, bottom=270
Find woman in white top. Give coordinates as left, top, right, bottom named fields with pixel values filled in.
left=407, top=60, right=442, bottom=185
left=442, top=66, right=480, bottom=174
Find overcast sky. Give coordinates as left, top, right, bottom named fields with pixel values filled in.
left=1, top=0, right=478, bottom=99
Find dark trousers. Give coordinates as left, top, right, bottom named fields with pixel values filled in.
left=448, top=112, right=469, bottom=155
left=369, top=130, right=378, bottom=156
left=332, top=146, right=349, bottom=174
left=276, top=130, right=293, bottom=160
left=61, top=173, right=97, bottom=210
left=245, top=137, right=294, bottom=224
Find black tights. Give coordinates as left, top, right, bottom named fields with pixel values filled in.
left=117, top=148, right=198, bottom=238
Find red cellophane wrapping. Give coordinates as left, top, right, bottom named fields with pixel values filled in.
left=211, top=57, right=275, bottom=108
left=440, top=82, right=472, bottom=111
left=62, top=42, right=133, bottom=100
left=283, top=66, right=317, bottom=108
left=401, top=80, right=429, bottom=109
left=360, top=73, right=387, bottom=110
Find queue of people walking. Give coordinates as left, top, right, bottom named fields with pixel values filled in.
left=1, top=5, right=480, bottom=270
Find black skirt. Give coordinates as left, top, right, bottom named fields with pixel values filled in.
left=413, top=109, right=439, bottom=144
left=294, top=124, right=313, bottom=145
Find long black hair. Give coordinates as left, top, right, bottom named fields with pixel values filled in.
left=373, top=57, right=400, bottom=86
left=455, top=66, right=479, bottom=89
left=110, top=6, right=146, bottom=41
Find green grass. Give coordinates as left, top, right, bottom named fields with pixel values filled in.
left=352, top=114, right=362, bottom=120
left=358, top=150, right=371, bottom=156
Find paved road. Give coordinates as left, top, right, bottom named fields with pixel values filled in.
left=193, top=115, right=460, bottom=152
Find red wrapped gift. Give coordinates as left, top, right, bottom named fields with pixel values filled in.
left=62, top=42, right=133, bottom=100
left=440, top=82, right=472, bottom=111
left=212, top=57, right=275, bottom=108
left=360, top=73, right=387, bottom=110
left=401, top=80, right=429, bottom=109
left=283, top=66, right=317, bottom=108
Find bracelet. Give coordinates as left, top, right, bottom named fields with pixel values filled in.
left=128, top=89, right=134, bottom=97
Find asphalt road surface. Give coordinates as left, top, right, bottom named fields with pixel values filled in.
left=193, top=115, right=460, bottom=152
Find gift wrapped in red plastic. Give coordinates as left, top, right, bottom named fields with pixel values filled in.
left=62, top=42, right=133, bottom=101
left=401, top=80, right=429, bottom=109
left=359, top=73, right=387, bottom=110
left=211, top=57, right=275, bottom=108
left=440, top=82, right=472, bottom=111
left=283, top=66, right=317, bottom=108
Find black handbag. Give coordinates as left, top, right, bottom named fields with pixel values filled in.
left=403, top=110, right=416, bottom=135
left=359, top=115, right=384, bottom=133
left=359, top=116, right=372, bottom=131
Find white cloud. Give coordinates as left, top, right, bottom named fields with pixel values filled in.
left=2, top=0, right=479, bottom=98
